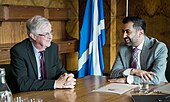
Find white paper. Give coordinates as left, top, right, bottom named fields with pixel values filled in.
left=92, top=83, right=138, bottom=94
left=154, top=83, right=170, bottom=94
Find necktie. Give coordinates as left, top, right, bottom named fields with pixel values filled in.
left=131, top=48, right=139, bottom=69
left=39, top=51, right=46, bottom=79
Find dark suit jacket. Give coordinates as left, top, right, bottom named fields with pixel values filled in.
left=10, top=38, right=67, bottom=91
left=110, top=36, right=168, bottom=85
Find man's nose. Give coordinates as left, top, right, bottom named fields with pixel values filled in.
left=123, top=31, right=127, bottom=38
left=47, top=33, right=53, bottom=39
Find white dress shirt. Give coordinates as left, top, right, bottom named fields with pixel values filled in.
left=32, top=43, right=57, bottom=89
left=32, top=43, right=42, bottom=80
left=123, top=39, right=144, bottom=84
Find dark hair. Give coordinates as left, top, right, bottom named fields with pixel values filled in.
left=122, top=16, right=146, bottom=34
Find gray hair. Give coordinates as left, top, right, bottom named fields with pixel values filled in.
left=26, top=15, right=50, bottom=36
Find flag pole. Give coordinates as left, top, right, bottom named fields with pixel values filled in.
left=126, top=0, right=128, bottom=17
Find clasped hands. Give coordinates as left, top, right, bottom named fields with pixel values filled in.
left=108, top=69, right=156, bottom=83
left=56, top=73, right=76, bottom=88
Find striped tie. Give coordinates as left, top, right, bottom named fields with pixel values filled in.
left=131, top=48, right=139, bottom=69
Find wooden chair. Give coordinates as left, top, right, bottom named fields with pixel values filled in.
left=165, top=48, right=170, bottom=82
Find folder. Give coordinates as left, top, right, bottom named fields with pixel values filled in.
left=132, top=95, right=170, bottom=102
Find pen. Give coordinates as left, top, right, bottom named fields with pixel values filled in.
left=156, top=95, right=170, bottom=102
left=108, top=89, right=116, bottom=91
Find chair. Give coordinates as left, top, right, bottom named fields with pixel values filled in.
left=0, top=64, right=19, bottom=93
left=165, top=48, right=170, bottom=82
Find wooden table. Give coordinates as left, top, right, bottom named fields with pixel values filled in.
left=13, top=76, right=158, bottom=102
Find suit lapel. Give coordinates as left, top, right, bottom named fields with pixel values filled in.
left=125, top=46, right=133, bottom=68
left=26, top=40, right=38, bottom=77
left=140, top=46, right=149, bottom=70
left=140, top=36, right=151, bottom=70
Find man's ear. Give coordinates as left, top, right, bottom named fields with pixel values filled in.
left=139, top=29, right=144, bottom=37
left=29, top=33, right=36, bottom=40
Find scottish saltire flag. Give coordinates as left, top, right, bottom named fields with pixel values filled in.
left=78, top=0, right=105, bottom=78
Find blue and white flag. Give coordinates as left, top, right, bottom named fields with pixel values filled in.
left=78, top=0, right=105, bottom=78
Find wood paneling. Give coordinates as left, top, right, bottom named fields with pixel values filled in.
left=54, top=39, right=79, bottom=54
left=2, top=5, right=44, bottom=21
left=128, top=0, right=170, bottom=47
left=46, top=8, right=69, bottom=21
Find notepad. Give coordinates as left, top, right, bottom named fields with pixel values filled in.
left=92, top=83, right=138, bottom=94
left=154, top=83, right=170, bottom=94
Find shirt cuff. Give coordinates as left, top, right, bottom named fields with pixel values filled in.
left=54, top=81, right=57, bottom=89
left=123, top=69, right=132, bottom=76
left=127, top=75, right=134, bottom=84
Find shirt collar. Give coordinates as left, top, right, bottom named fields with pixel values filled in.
left=133, top=39, right=144, bottom=50
left=32, top=42, right=40, bottom=54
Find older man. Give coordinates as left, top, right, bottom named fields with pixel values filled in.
left=10, top=15, right=76, bottom=91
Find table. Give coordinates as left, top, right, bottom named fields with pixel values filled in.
left=13, top=76, right=159, bottom=102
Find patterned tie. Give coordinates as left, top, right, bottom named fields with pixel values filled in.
left=131, top=48, right=139, bottom=69
left=39, top=51, right=46, bottom=79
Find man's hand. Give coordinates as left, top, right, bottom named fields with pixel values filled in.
left=55, top=73, right=76, bottom=88
left=130, top=69, right=156, bottom=81
left=108, top=77, right=127, bottom=83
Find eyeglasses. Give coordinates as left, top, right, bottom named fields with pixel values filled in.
left=38, top=30, right=53, bottom=37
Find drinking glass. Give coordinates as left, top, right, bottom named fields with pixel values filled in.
left=13, top=97, right=43, bottom=102
left=137, top=80, right=149, bottom=94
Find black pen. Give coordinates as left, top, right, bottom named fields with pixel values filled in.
left=108, top=89, right=116, bottom=91
left=157, top=95, right=170, bottom=102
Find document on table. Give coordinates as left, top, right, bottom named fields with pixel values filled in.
left=92, top=83, right=138, bottom=94
left=154, top=83, right=170, bottom=94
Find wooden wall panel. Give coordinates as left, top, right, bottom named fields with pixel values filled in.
left=116, top=0, right=126, bottom=47
left=51, top=21, right=66, bottom=40
left=128, top=0, right=170, bottom=47
left=0, top=22, right=27, bottom=44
